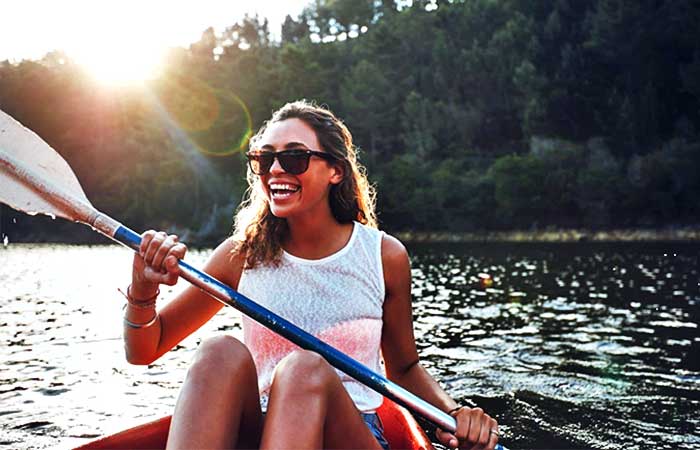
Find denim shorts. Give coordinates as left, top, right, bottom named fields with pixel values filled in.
left=362, top=412, right=390, bottom=450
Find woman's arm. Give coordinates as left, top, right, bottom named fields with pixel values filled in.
left=124, top=232, right=245, bottom=365
left=380, top=234, right=499, bottom=450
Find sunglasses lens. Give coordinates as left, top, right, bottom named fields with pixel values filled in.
left=278, top=152, right=310, bottom=174
left=248, top=153, right=273, bottom=175
left=247, top=150, right=315, bottom=175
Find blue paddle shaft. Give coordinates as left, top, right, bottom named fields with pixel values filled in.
left=114, top=225, right=507, bottom=449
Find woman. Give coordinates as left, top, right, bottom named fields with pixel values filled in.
left=122, top=100, right=500, bottom=449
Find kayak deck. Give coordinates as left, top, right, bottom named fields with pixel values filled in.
left=75, top=399, right=434, bottom=449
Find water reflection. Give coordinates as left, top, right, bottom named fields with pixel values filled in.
left=410, top=242, right=699, bottom=450
left=0, top=243, right=698, bottom=449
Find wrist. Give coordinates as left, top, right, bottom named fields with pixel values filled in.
left=129, top=282, right=159, bottom=301
left=119, top=284, right=159, bottom=312
left=121, top=285, right=159, bottom=330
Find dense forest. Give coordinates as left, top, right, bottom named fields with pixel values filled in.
left=1, top=0, right=699, bottom=243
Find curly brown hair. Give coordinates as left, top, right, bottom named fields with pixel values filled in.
left=232, top=100, right=377, bottom=268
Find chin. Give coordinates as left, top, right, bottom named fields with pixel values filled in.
left=269, top=202, right=294, bottom=218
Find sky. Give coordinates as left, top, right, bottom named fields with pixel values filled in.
left=0, top=0, right=310, bottom=83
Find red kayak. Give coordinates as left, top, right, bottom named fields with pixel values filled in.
left=75, top=399, right=434, bottom=449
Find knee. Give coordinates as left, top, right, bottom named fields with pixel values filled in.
left=187, top=335, right=256, bottom=383
left=272, top=350, right=336, bottom=394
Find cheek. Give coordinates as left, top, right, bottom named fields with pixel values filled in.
left=255, top=177, right=272, bottom=199
left=299, top=180, right=327, bottom=199
left=299, top=168, right=336, bottom=194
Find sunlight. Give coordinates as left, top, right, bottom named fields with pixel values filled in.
left=56, top=2, right=171, bottom=86
left=2, top=1, right=311, bottom=84
left=70, top=38, right=164, bottom=86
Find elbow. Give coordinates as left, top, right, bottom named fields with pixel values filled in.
left=127, top=357, right=153, bottom=366
left=125, top=350, right=156, bottom=366
left=387, top=358, right=421, bottom=384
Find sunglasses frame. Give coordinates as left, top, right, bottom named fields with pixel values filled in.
left=245, top=149, right=337, bottom=175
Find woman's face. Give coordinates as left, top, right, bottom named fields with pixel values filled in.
left=254, top=118, right=342, bottom=220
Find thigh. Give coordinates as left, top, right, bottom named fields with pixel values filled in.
left=320, top=384, right=384, bottom=450
left=167, top=335, right=264, bottom=449
left=261, top=350, right=383, bottom=450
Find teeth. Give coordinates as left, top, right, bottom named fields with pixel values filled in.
left=269, top=183, right=299, bottom=191
left=268, top=183, right=300, bottom=200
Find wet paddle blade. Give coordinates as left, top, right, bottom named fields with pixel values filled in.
left=0, top=109, right=92, bottom=221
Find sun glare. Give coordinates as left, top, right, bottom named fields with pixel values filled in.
left=56, top=3, right=170, bottom=87
left=4, top=1, right=312, bottom=87
left=71, top=41, right=163, bottom=86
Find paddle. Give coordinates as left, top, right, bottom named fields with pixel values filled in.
left=0, top=109, right=506, bottom=449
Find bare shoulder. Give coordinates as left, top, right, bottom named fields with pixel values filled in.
left=381, top=233, right=409, bottom=268
left=204, top=237, right=246, bottom=288
left=381, top=233, right=411, bottom=294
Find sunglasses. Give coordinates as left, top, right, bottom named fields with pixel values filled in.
left=245, top=149, right=337, bottom=175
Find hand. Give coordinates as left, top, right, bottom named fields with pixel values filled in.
left=436, top=406, right=499, bottom=450
left=131, top=230, right=187, bottom=297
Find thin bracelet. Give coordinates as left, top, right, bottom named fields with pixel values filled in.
left=123, top=313, right=159, bottom=329
left=118, top=285, right=159, bottom=309
left=127, top=284, right=160, bottom=303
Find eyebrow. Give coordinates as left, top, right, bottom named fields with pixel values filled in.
left=260, top=142, right=310, bottom=150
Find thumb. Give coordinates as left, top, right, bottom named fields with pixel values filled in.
left=166, top=255, right=180, bottom=272
left=435, top=428, right=458, bottom=449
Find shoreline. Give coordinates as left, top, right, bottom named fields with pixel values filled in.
left=395, top=227, right=700, bottom=243
left=3, top=227, right=700, bottom=246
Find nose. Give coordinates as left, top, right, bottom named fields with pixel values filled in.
left=269, top=155, right=285, bottom=174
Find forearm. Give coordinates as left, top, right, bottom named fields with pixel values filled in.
left=123, top=302, right=162, bottom=365
left=388, top=361, right=458, bottom=414
left=122, top=283, right=163, bottom=365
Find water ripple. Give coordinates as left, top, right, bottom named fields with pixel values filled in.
left=1, top=242, right=699, bottom=449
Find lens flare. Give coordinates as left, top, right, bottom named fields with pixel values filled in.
left=155, top=74, right=252, bottom=156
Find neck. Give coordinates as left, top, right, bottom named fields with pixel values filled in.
left=284, top=210, right=353, bottom=259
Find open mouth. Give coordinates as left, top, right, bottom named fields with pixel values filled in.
left=269, top=183, right=300, bottom=200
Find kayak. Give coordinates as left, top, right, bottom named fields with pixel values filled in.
left=74, top=398, right=434, bottom=449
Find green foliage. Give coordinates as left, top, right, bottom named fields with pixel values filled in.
left=489, top=154, right=548, bottom=227
left=1, top=0, right=699, bottom=242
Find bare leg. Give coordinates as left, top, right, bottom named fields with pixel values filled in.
left=261, top=350, right=382, bottom=450
left=166, top=335, right=263, bottom=450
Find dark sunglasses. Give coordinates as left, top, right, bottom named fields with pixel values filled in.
left=245, top=149, right=337, bottom=175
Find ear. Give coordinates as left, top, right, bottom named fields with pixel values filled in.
left=329, top=162, right=344, bottom=185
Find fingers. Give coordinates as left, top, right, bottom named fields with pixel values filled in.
left=486, top=418, right=499, bottom=450
left=435, top=428, right=459, bottom=449
left=466, top=407, right=484, bottom=447
left=141, top=231, right=167, bottom=265
left=138, top=230, right=186, bottom=286
left=151, top=234, right=177, bottom=269
left=450, top=407, right=499, bottom=450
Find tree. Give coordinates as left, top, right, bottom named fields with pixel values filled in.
left=281, top=14, right=310, bottom=44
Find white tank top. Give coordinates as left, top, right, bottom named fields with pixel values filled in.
left=238, top=222, right=386, bottom=412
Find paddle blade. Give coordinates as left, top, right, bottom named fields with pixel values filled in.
left=0, top=109, right=92, bottom=221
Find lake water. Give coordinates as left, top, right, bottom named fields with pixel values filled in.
left=1, top=242, right=698, bottom=449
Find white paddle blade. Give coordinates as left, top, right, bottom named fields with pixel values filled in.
left=0, top=109, right=92, bottom=221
